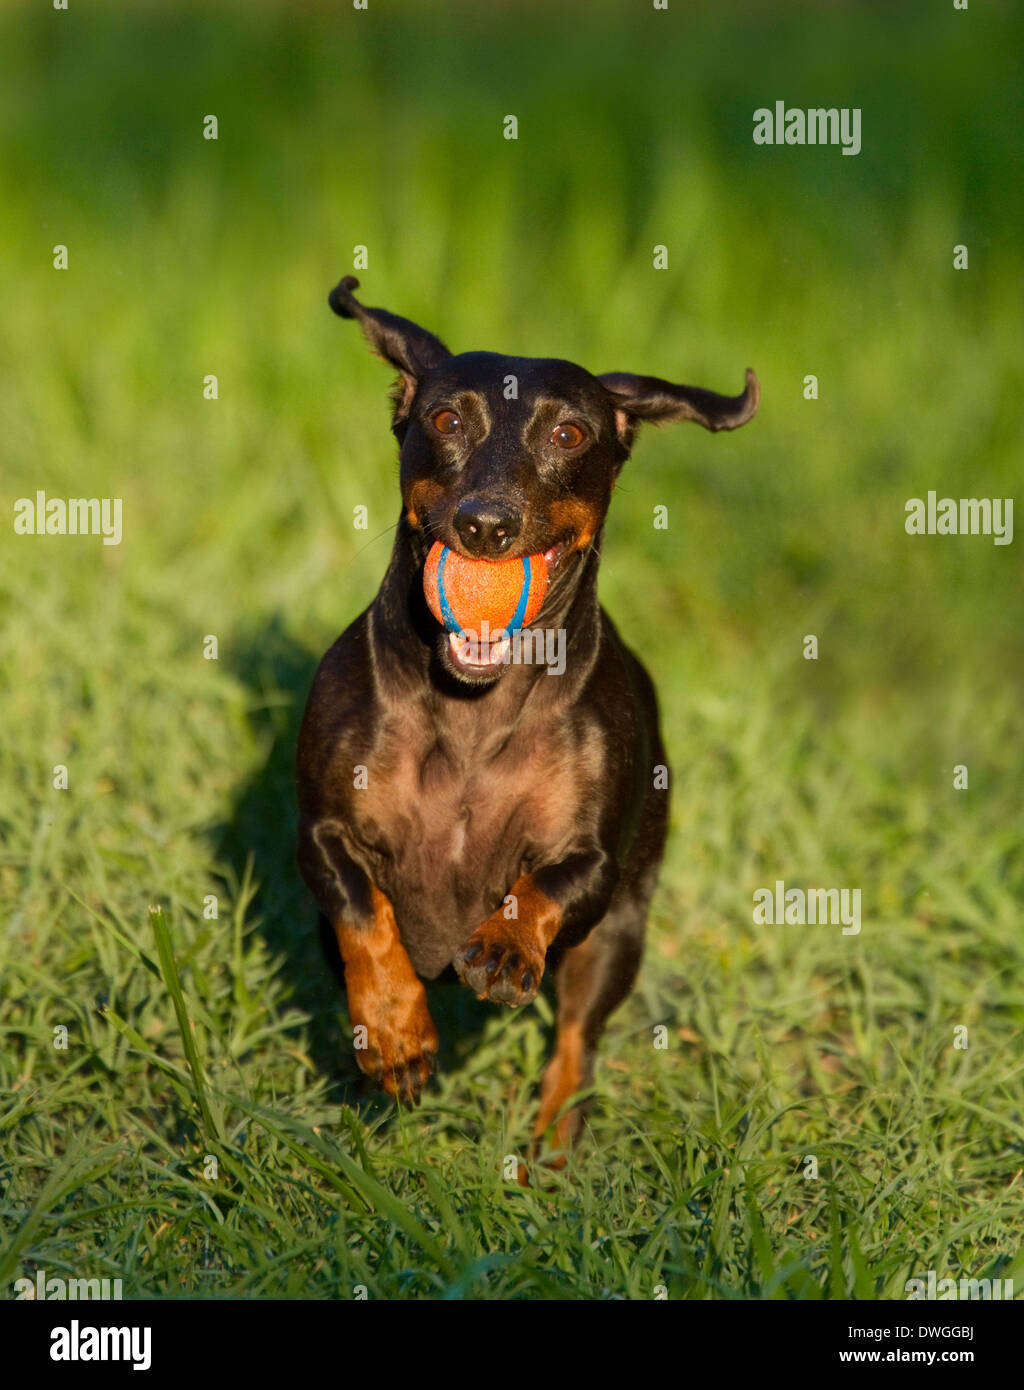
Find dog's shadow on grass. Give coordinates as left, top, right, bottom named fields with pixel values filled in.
left=217, top=615, right=497, bottom=1120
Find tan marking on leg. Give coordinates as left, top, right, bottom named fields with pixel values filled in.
left=533, top=1019, right=586, bottom=1160
left=453, top=874, right=561, bottom=1006
left=336, top=885, right=438, bottom=1103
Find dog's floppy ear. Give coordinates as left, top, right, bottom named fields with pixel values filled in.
left=328, top=276, right=451, bottom=425
left=598, top=367, right=759, bottom=452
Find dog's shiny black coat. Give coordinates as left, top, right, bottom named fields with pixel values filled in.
left=295, top=278, right=757, bottom=1155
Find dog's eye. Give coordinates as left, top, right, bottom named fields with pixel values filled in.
left=551, top=422, right=585, bottom=449
left=431, top=409, right=462, bottom=436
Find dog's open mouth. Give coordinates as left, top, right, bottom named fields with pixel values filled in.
left=447, top=630, right=511, bottom=670
left=442, top=542, right=567, bottom=678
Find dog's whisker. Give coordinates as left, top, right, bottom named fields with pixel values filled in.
left=348, top=519, right=400, bottom=565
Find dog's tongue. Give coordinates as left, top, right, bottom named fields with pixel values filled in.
left=449, top=631, right=510, bottom=668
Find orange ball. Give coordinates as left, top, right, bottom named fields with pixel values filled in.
left=423, top=542, right=548, bottom=635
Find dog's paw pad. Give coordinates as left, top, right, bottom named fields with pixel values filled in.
left=453, top=931, right=543, bottom=1006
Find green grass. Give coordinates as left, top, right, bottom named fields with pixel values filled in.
left=1, top=0, right=1022, bottom=1299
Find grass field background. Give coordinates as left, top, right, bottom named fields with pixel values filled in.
left=1, top=0, right=1022, bottom=1299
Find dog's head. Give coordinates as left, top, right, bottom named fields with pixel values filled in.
left=330, top=277, right=759, bottom=682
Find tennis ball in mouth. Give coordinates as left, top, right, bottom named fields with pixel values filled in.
left=423, top=542, right=548, bottom=635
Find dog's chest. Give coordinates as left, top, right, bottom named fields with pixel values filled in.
left=355, top=706, right=586, bottom=869
left=349, top=701, right=600, bottom=975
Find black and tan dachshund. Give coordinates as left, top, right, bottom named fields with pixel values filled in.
left=296, top=276, right=758, bottom=1168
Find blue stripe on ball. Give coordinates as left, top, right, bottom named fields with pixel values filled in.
left=435, top=546, right=461, bottom=632
left=507, top=554, right=531, bottom=632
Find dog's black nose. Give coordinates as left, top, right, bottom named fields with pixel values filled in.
left=453, top=498, right=522, bottom=556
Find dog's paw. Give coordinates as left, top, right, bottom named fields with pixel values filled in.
left=353, top=1004, right=439, bottom=1105
left=453, top=924, right=544, bottom=1006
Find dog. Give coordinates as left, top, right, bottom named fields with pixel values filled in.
left=296, top=276, right=758, bottom=1168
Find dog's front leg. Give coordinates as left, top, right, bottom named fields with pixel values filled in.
left=335, top=884, right=439, bottom=1103
left=301, top=821, right=438, bottom=1102
left=453, top=850, right=617, bottom=1006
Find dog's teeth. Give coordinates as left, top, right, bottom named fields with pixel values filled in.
left=448, top=631, right=509, bottom=668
